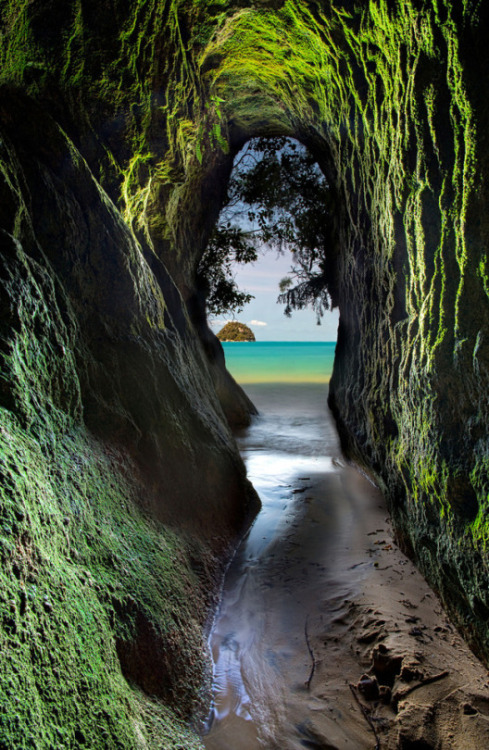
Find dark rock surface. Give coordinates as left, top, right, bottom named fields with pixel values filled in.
left=0, top=88, right=258, bottom=747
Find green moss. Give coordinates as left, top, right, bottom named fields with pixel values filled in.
left=0, top=412, right=206, bottom=748
left=0, top=189, right=207, bottom=745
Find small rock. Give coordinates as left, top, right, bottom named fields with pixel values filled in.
left=400, top=662, right=423, bottom=682
left=379, top=685, right=392, bottom=704
left=358, top=674, right=379, bottom=700
left=409, top=626, right=424, bottom=638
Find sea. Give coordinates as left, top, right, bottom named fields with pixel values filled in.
left=221, top=340, right=336, bottom=383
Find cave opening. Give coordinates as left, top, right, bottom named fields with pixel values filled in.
left=198, top=135, right=341, bottom=349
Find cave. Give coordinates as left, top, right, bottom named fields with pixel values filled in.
left=1, top=0, right=489, bottom=747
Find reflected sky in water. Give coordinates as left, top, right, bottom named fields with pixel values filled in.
left=203, top=383, right=373, bottom=750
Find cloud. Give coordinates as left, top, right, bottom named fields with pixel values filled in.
left=249, top=319, right=267, bottom=327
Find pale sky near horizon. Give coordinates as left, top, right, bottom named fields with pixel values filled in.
left=208, top=250, right=339, bottom=342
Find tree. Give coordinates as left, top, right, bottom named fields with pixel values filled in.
left=197, top=137, right=334, bottom=320
left=197, top=224, right=257, bottom=316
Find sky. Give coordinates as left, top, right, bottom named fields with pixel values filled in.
left=208, top=250, right=339, bottom=342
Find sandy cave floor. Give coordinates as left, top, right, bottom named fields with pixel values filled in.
left=204, top=464, right=489, bottom=750
left=203, top=383, right=489, bottom=750
left=285, top=467, right=489, bottom=750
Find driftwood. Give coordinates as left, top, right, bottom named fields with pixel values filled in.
left=304, top=616, right=317, bottom=690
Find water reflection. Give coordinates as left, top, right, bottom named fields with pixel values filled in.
left=203, top=384, right=371, bottom=749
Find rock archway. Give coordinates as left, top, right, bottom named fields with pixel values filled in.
left=1, top=0, right=489, bottom=745
left=158, top=2, right=489, bottom=659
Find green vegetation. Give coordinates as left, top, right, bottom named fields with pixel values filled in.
left=217, top=321, right=256, bottom=341
left=197, top=223, right=257, bottom=317
left=0, top=416, right=207, bottom=749
left=198, top=137, right=333, bottom=320
left=0, top=151, right=211, bottom=747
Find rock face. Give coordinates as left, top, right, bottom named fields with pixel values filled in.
left=217, top=321, right=256, bottom=341
left=0, top=89, right=259, bottom=748
left=1, top=0, right=489, bottom=746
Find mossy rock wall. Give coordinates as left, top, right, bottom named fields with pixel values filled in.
left=0, top=87, right=258, bottom=747
left=1, top=0, right=489, bottom=745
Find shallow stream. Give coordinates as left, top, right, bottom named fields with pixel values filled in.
left=202, top=383, right=381, bottom=750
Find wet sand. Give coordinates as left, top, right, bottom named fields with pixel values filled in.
left=202, top=384, right=489, bottom=749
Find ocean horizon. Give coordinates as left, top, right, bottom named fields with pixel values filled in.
left=222, top=340, right=336, bottom=383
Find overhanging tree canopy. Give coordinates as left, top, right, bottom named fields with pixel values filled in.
left=197, top=137, right=335, bottom=320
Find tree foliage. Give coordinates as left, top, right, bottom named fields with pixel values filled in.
left=197, top=137, right=334, bottom=319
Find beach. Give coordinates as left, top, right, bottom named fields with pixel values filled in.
left=202, top=357, right=489, bottom=749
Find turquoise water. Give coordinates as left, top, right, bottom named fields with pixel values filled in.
left=222, top=341, right=336, bottom=383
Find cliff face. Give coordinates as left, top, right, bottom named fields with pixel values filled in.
left=1, top=0, right=489, bottom=746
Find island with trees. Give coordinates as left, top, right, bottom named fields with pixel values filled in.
left=217, top=322, right=256, bottom=342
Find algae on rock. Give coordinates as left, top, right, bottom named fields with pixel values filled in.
left=0, top=87, right=257, bottom=748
